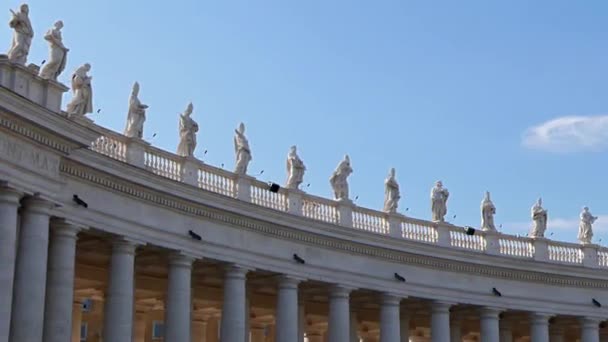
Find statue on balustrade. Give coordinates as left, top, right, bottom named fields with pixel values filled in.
left=480, top=191, right=496, bottom=231
left=430, top=181, right=449, bottom=222
left=66, top=63, right=93, bottom=117
left=286, top=145, right=305, bottom=189
left=124, top=82, right=148, bottom=139
left=39, top=20, right=68, bottom=81
left=529, top=198, right=547, bottom=238
left=234, top=122, right=252, bottom=175
left=330, top=155, right=353, bottom=201
left=578, top=206, right=597, bottom=244
left=7, top=4, right=33, bottom=65
left=176, top=102, right=198, bottom=157
left=383, top=168, right=400, bottom=213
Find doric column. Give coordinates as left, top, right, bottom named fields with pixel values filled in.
left=165, top=252, right=194, bottom=342
left=431, top=302, right=452, bottom=342
left=380, top=293, right=401, bottom=342
left=530, top=313, right=551, bottom=342
left=0, top=186, right=20, bottom=342
left=102, top=238, right=138, bottom=342
left=351, top=310, right=359, bottom=342
left=220, top=264, right=248, bottom=342
left=71, top=301, right=83, bottom=342
left=9, top=195, right=53, bottom=342
left=450, top=314, right=462, bottom=342
left=328, top=285, right=352, bottom=342
left=479, top=307, right=501, bottom=342
left=250, top=325, right=266, bottom=342
left=275, top=275, right=301, bottom=342
left=43, top=220, right=81, bottom=342
left=499, top=318, right=513, bottom=342
left=400, top=311, right=410, bottom=342
left=580, top=317, right=601, bottom=342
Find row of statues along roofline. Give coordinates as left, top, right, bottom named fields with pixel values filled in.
left=5, top=4, right=599, bottom=245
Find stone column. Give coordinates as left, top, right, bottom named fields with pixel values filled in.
left=71, top=301, right=83, bottom=342
left=9, top=196, right=53, bottom=342
left=250, top=325, right=265, bottom=342
left=431, top=302, right=452, bottom=342
left=102, top=238, right=138, bottom=342
left=499, top=318, right=512, bottom=342
left=275, top=275, right=300, bottom=342
left=0, top=186, right=20, bottom=342
left=450, top=314, right=462, bottom=342
left=380, top=294, right=401, bottom=342
left=327, top=285, right=352, bottom=342
left=530, top=313, right=551, bottom=342
left=580, top=317, right=600, bottom=342
left=479, top=308, right=501, bottom=342
left=134, top=311, right=147, bottom=342
left=165, top=253, right=194, bottom=342
left=351, top=310, right=359, bottom=342
left=400, top=311, right=410, bottom=342
left=220, top=264, right=248, bottom=342
left=43, top=220, right=81, bottom=342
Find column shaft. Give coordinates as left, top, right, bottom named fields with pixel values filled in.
left=581, top=318, right=600, bottom=342
left=431, top=302, right=452, bottom=342
left=102, top=239, right=137, bottom=342
left=9, top=196, right=52, bottom=342
left=380, top=294, right=401, bottom=342
left=43, top=221, right=80, bottom=342
left=165, top=253, right=194, bottom=342
left=275, top=276, right=300, bottom=342
left=0, top=187, right=20, bottom=342
left=327, top=286, right=351, bottom=342
left=220, top=265, right=248, bottom=342
left=530, top=313, right=551, bottom=342
left=480, top=308, right=501, bottom=342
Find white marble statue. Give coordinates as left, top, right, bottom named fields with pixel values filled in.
left=383, top=168, right=400, bottom=213
left=66, top=63, right=93, bottom=117
left=39, top=20, right=68, bottom=81
left=7, top=4, right=33, bottom=65
left=124, top=82, right=148, bottom=139
left=480, top=191, right=496, bottom=231
left=286, top=145, right=305, bottom=189
left=330, top=155, right=353, bottom=201
left=578, top=206, right=597, bottom=244
left=234, top=123, right=252, bottom=175
left=176, top=103, right=198, bottom=157
left=529, top=198, right=547, bottom=238
left=430, top=181, right=449, bottom=222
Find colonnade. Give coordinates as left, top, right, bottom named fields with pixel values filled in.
left=0, top=187, right=605, bottom=342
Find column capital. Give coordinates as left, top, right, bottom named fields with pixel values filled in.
left=50, top=218, right=84, bottom=238
left=479, top=307, right=503, bottom=318
left=580, top=316, right=602, bottom=328
left=431, top=301, right=456, bottom=313
left=168, top=251, right=195, bottom=267
left=530, top=312, right=553, bottom=323
left=380, top=293, right=403, bottom=306
left=0, top=183, right=21, bottom=204
left=22, top=194, right=54, bottom=214
left=223, top=263, right=250, bottom=279
left=329, top=284, right=355, bottom=298
left=276, top=274, right=304, bottom=289
left=111, top=237, right=140, bottom=255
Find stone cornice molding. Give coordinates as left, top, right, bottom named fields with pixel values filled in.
left=58, top=158, right=608, bottom=290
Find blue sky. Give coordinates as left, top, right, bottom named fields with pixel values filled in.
left=5, top=0, right=608, bottom=243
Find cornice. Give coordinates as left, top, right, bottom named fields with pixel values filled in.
left=60, top=158, right=608, bottom=289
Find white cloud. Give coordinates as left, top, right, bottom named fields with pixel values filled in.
left=522, top=115, right=608, bottom=152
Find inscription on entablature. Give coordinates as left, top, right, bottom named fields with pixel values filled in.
left=0, top=132, right=60, bottom=178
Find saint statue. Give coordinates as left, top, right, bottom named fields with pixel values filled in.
left=480, top=191, right=496, bottom=231
left=7, top=4, right=33, bottom=65
left=578, top=206, right=597, bottom=244
left=430, top=181, right=449, bottom=222
left=383, top=168, right=400, bottom=213
left=285, top=145, right=305, bottom=189
left=234, top=123, right=252, bottom=175
left=176, top=103, right=198, bottom=157
left=124, top=82, right=148, bottom=139
left=330, top=155, right=353, bottom=201
left=529, top=198, right=548, bottom=238
left=39, top=20, right=68, bottom=81
left=66, top=63, right=93, bottom=117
